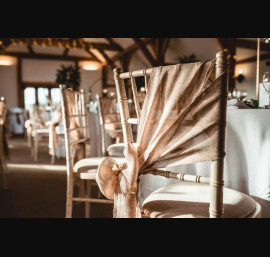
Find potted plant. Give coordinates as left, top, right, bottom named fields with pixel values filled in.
left=56, top=65, right=81, bottom=91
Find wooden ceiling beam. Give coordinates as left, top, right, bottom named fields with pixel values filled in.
left=27, top=44, right=34, bottom=54
left=132, top=38, right=160, bottom=67
left=62, top=48, right=69, bottom=57
left=110, top=38, right=154, bottom=62
left=236, top=39, right=270, bottom=51
left=104, top=38, right=123, bottom=51
left=96, top=48, right=116, bottom=69
left=237, top=53, right=270, bottom=64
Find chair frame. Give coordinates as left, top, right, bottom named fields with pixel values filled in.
left=28, top=105, right=50, bottom=163
left=96, top=95, right=123, bottom=157
left=113, top=51, right=229, bottom=218
left=0, top=97, right=8, bottom=189
left=60, top=85, right=112, bottom=218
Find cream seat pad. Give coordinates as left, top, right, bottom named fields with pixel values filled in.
left=142, top=182, right=258, bottom=218
left=107, top=143, right=125, bottom=157
left=74, top=157, right=126, bottom=173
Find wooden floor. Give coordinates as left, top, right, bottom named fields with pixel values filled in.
left=0, top=137, right=113, bottom=218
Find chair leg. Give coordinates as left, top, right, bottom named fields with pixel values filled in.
left=85, top=180, right=91, bottom=218
left=51, top=154, right=55, bottom=165
left=30, top=137, right=34, bottom=158
left=66, top=174, right=73, bottom=218
left=97, top=189, right=102, bottom=199
left=34, top=135, right=38, bottom=162
left=0, top=160, right=8, bottom=190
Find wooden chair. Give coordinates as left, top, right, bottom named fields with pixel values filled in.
left=0, top=97, right=8, bottom=190
left=60, top=85, right=125, bottom=218
left=28, top=104, right=50, bottom=162
left=96, top=95, right=125, bottom=157
left=47, top=104, right=65, bottom=165
left=112, top=51, right=261, bottom=218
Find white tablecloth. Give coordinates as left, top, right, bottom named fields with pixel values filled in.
left=140, top=109, right=270, bottom=217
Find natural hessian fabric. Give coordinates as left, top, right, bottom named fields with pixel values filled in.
left=46, top=104, right=63, bottom=156
left=96, top=60, right=228, bottom=218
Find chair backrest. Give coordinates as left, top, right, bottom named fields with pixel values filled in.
left=96, top=95, right=121, bottom=156
left=60, top=85, right=90, bottom=172
left=0, top=97, right=6, bottom=126
left=29, top=104, right=47, bottom=129
left=113, top=51, right=229, bottom=218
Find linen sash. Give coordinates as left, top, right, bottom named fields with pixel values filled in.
left=96, top=60, right=228, bottom=218
left=47, top=105, right=63, bottom=156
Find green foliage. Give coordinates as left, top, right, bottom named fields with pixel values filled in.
left=56, top=65, right=81, bottom=90
left=178, top=54, right=199, bottom=64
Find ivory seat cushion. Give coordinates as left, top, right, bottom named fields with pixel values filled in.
left=74, top=157, right=126, bottom=173
left=107, top=143, right=125, bottom=157
left=142, top=182, right=259, bottom=218
left=31, top=128, right=49, bottom=137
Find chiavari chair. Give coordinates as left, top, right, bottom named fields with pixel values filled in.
left=60, top=85, right=125, bottom=218
left=97, top=51, right=261, bottom=218
left=96, top=95, right=125, bottom=157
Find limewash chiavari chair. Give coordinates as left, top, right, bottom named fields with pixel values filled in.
left=0, top=97, right=8, bottom=190
left=97, top=51, right=261, bottom=218
left=60, top=85, right=125, bottom=218
left=28, top=104, right=50, bottom=162
left=96, top=95, right=125, bottom=157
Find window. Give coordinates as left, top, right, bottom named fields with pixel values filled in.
left=38, top=88, right=49, bottom=107
left=24, top=87, right=36, bottom=111
left=51, top=88, right=61, bottom=106
left=23, top=83, right=60, bottom=111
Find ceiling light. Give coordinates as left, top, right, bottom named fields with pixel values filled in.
left=0, top=56, right=17, bottom=66
left=79, top=61, right=102, bottom=71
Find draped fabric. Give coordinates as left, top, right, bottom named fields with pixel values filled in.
left=96, top=60, right=228, bottom=218
left=99, top=97, right=123, bottom=143
left=25, top=105, right=48, bottom=147
left=62, top=89, right=87, bottom=163
left=46, top=104, right=63, bottom=156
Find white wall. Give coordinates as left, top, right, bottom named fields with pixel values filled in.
left=235, top=48, right=270, bottom=99
left=0, top=65, right=18, bottom=108
left=0, top=58, right=102, bottom=108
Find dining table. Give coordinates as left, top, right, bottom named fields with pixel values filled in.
left=139, top=109, right=270, bottom=218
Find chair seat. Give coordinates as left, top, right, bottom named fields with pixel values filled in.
left=77, top=169, right=97, bottom=180
left=32, top=128, right=49, bottom=137
left=107, top=143, right=125, bottom=157
left=142, top=182, right=261, bottom=218
left=73, top=157, right=126, bottom=173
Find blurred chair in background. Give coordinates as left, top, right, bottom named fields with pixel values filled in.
left=96, top=95, right=124, bottom=157
left=60, top=85, right=125, bottom=218
left=25, top=104, right=50, bottom=162
left=0, top=97, right=8, bottom=190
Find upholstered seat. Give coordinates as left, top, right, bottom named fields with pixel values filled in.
left=142, top=183, right=261, bottom=218
left=107, top=143, right=125, bottom=157
left=31, top=128, right=49, bottom=137
left=74, top=157, right=126, bottom=173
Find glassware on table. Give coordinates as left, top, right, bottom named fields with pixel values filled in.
left=232, top=88, right=248, bottom=101
left=236, top=89, right=248, bottom=101
left=262, top=72, right=270, bottom=108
